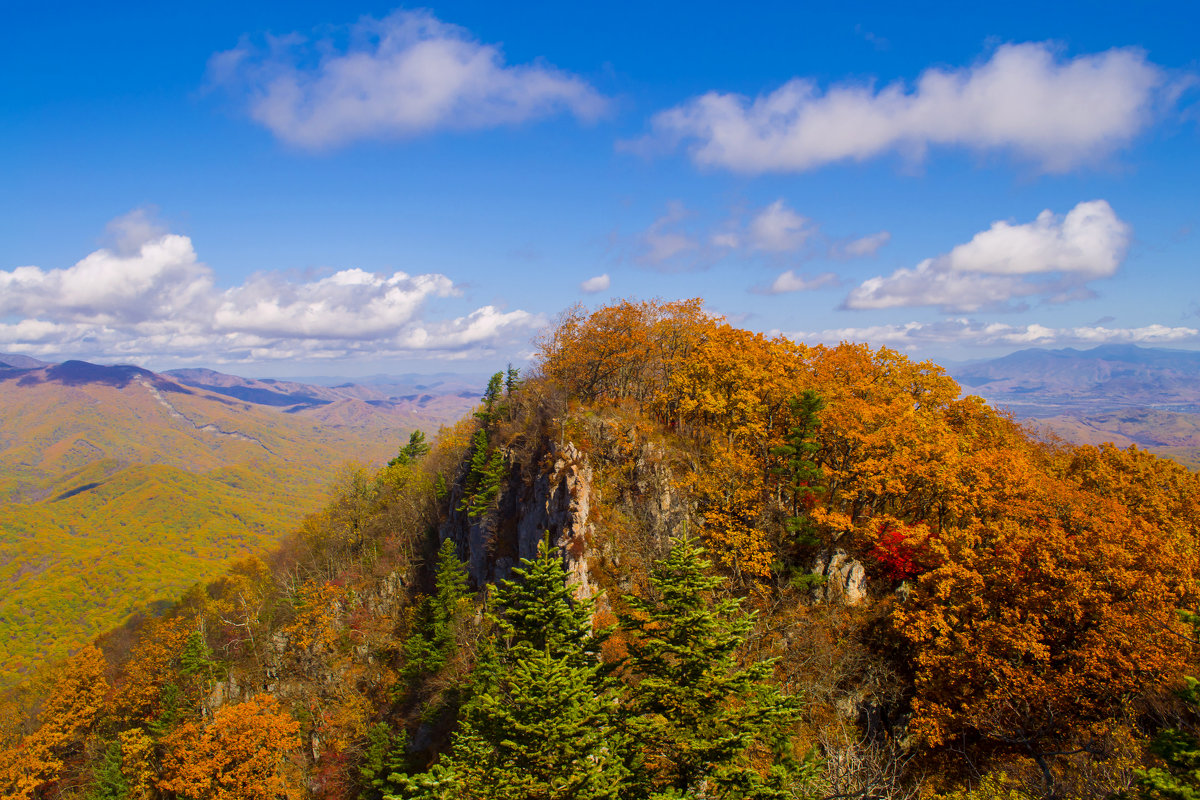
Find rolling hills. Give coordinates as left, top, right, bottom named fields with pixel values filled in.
left=0, top=358, right=479, bottom=685
left=949, top=344, right=1200, bottom=467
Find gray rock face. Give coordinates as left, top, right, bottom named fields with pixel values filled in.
left=515, top=443, right=595, bottom=600
left=441, top=442, right=595, bottom=599
left=814, top=550, right=868, bottom=605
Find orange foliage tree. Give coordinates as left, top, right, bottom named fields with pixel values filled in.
left=159, top=693, right=301, bottom=800
left=0, top=644, right=109, bottom=800
left=893, top=477, right=1195, bottom=792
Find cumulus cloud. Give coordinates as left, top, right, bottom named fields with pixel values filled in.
left=634, top=42, right=1170, bottom=173
left=579, top=273, right=611, bottom=293
left=760, top=270, right=840, bottom=295
left=844, top=200, right=1130, bottom=312
left=0, top=232, right=213, bottom=325
left=210, top=9, right=607, bottom=148
left=789, top=318, right=1199, bottom=349
left=103, top=207, right=170, bottom=257
left=0, top=211, right=539, bottom=363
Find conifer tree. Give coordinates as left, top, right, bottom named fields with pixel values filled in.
left=402, top=539, right=473, bottom=682
left=393, top=539, right=630, bottom=799
left=491, top=535, right=601, bottom=667
left=390, top=430, right=432, bottom=467
left=361, top=722, right=410, bottom=800
left=619, top=535, right=804, bottom=798
left=458, top=430, right=490, bottom=519
left=475, top=372, right=505, bottom=426
left=770, top=391, right=825, bottom=548
left=468, top=448, right=505, bottom=521
left=85, top=740, right=127, bottom=800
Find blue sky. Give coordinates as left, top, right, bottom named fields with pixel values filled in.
left=2, top=1, right=1198, bottom=376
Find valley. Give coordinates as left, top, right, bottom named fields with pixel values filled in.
left=0, top=357, right=479, bottom=685
left=948, top=343, right=1200, bottom=468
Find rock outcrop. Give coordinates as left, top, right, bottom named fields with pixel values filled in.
left=814, top=550, right=868, bottom=606
left=441, top=442, right=596, bottom=600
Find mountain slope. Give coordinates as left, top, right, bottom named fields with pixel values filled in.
left=950, top=344, right=1200, bottom=467
left=0, top=359, right=479, bottom=684
left=951, top=344, right=1200, bottom=413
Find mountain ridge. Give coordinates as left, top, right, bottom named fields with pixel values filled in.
left=0, top=357, right=483, bottom=684
left=950, top=343, right=1200, bottom=412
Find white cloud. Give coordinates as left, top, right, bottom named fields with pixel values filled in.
left=0, top=233, right=213, bottom=325
left=844, top=200, right=1130, bottom=312
left=747, top=200, right=813, bottom=252
left=762, top=270, right=839, bottom=295
left=103, top=207, right=170, bottom=257
left=788, top=319, right=1199, bottom=349
left=635, top=42, right=1169, bottom=173
left=211, top=9, right=607, bottom=148
left=579, top=273, right=611, bottom=293
left=213, top=268, right=458, bottom=339
left=0, top=211, right=540, bottom=363
left=637, top=201, right=699, bottom=266
left=941, top=200, right=1129, bottom=277
left=838, top=231, right=891, bottom=258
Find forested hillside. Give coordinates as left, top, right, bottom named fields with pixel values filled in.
left=0, top=361, right=473, bottom=685
left=3, top=300, right=1198, bottom=800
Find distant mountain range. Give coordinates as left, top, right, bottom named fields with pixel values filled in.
left=0, top=355, right=485, bottom=684
left=950, top=344, right=1200, bottom=415
left=948, top=344, right=1200, bottom=468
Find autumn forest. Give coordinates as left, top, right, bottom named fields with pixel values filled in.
left=3, top=299, right=1199, bottom=800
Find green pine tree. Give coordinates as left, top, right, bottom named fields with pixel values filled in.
left=392, top=538, right=630, bottom=799
left=619, top=535, right=806, bottom=799
left=179, top=629, right=220, bottom=698
left=361, top=721, right=411, bottom=800
left=770, top=392, right=825, bottom=549
left=491, top=534, right=603, bottom=667
left=475, top=372, right=505, bottom=427
left=458, top=429, right=491, bottom=519
left=391, top=430, right=432, bottom=467
left=86, top=739, right=128, bottom=800
left=402, top=539, right=473, bottom=682
left=467, top=448, right=506, bottom=521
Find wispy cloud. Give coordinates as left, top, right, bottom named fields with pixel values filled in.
left=633, top=198, right=889, bottom=272
left=746, top=200, right=814, bottom=252
left=210, top=9, right=607, bottom=149
left=844, top=200, right=1131, bottom=312
left=0, top=210, right=540, bottom=363
left=789, top=319, right=1199, bottom=350
left=757, top=271, right=840, bottom=295
left=835, top=231, right=891, bottom=259
left=631, top=42, right=1172, bottom=173
left=636, top=201, right=700, bottom=266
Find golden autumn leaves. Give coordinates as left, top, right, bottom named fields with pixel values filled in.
left=2, top=297, right=1198, bottom=799
left=536, top=299, right=1199, bottom=769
